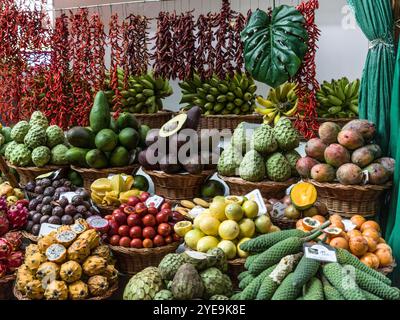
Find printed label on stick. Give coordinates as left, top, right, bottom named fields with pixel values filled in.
left=39, top=223, right=60, bottom=237
left=303, top=243, right=337, bottom=263
left=245, top=189, right=267, bottom=215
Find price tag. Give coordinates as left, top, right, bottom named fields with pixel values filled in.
left=245, top=189, right=267, bottom=215
left=362, top=170, right=369, bottom=185
left=188, top=206, right=206, bottom=218
left=59, top=192, right=77, bottom=202
left=39, top=223, right=60, bottom=237
left=304, top=243, right=337, bottom=263
left=342, top=219, right=357, bottom=232
left=146, top=195, right=164, bottom=209
left=271, top=202, right=288, bottom=218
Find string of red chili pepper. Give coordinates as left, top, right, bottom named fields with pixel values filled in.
left=89, top=13, right=106, bottom=93
left=233, top=13, right=246, bottom=73
left=126, top=15, right=150, bottom=76
left=152, top=12, right=173, bottom=79
left=195, top=14, right=207, bottom=79
left=293, top=0, right=320, bottom=140
left=225, top=9, right=237, bottom=78
left=169, top=12, right=180, bottom=80
left=215, top=0, right=231, bottom=80
left=182, top=11, right=196, bottom=80
left=121, top=20, right=130, bottom=89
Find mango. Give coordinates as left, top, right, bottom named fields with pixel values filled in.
left=336, top=163, right=363, bottom=185
left=324, top=143, right=350, bottom=168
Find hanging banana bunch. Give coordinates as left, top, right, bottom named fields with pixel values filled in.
left=255, top=82, right=299, bottom=125
left=179, top=72, right=257, bottom=115
left=316, top=77, right=360, bottom=119
left=104, top=68, right=173, bottom=114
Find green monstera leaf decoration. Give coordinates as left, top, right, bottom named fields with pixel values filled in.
left=241, top=5, right=308, bottom=88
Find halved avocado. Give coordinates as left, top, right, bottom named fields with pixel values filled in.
left=159, top=113, right=188, bottom=138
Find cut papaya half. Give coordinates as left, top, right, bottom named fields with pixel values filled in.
left=323, top=227, right=343, bottom=239
left=302, top=217, right=321, bottom=231
left=290, top=182, right=317, bottom=210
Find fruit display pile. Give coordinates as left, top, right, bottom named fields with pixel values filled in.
left=298, top=120, right=394, bottom=185
left=218, top=118, right=300, bottom=182
left=0, top=196, right=28, bottom=235
left=0, top=182, right=26, bottom=207
left=0, top=126, right=13, bottom=156
left=104, top=196, right=182, bottom=249
left=0, top=232, right=24, bottom=279
left=176, top=196, right=280, bottom=260
left=123, top=248, right=233, bottom=300
left=15, top=226, right=118, bottom=300
left=255, top=82, right=298, bottom=125
left=179, top=73, right=257, bottom=115
left=104, top=70, right=173, bottom=114
left=90, top=174, right=149, bottom=207
left=233, top=226, right=400, bottom=300
left=24, top=176, right=97, bottom=235
left=3, top=112, right=68, bottom=167
left=316, top=78, right=359, bottom=118
left=66, top=91, right=150, bottom=169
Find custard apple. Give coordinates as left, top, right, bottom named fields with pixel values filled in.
left=210, top=295, right=229, bottom=300
left=24, top=124, right=47, bottom=149
left=4, top=141, right=18, bottom=160
left=207, top=248, right=228, bottom=272
left=171, top=263, right=204, bottom=300
left=266, top=152, right=292, bottom=182
left=182, top=251, right=212, bottom=271
left=154, top=289, right=174, bottom=300
left=158, top=253, right=185, bottom=280
left=252, top=124, right=278, bottom=155
left=11, top=121, right=30, bottom=143
left=217, top=145, right=242, bottom=177
left=284, top=150, right=301, bottom=176
left=9, top=144, right=32, bottom=167
left=30, top=111, right=49, bottom=128
left=231, top=122, right=250, bottom=154
left=200, top=267, right=233, bottom=298
left=46, top=125, right=65, bottom=148
left=50, top=144, right=69, bottom=165
left=123, top=267, right=164, bottom=300
left=273, top=118, right=300, bottom=151
left=0, top=134, right=4, bottom=147
left=31, top=146, right=51, bottom=167
left=239, top=150, right=265, bottom=182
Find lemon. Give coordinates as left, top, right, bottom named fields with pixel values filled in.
left=193, top=211, right=211, bottom=229
left=213, top=196, right=226, bottom=203
left=225, top=203, right=244, bottom=221
left=225, top=196, right=244, bottom=205
left=255, top=215, right=272, bottom=234
left=218, top=240, right=237, bottom=260
left=197, top=236, right=219, bottom=252
left=209, top=200, right=227, bottom=221
left=268, top=225, right=281, bottom=233
left=218, top=220, right=240, bottom=240
left=237, top=238, right=251, bottom=258
left=238, top=218, right=255, bottom=238
left=242, top=200, right=259, bottom=219
left=199, top=216, right=220, bottom=236
left=184, top=229, right=205, bottom=250
left=174, top=221, right=193, bottom=237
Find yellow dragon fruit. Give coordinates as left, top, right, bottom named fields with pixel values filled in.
left=25, top=252, right=46, bottom=272
left=55, top=230, right=77, bottom=248
left=78, top=229, right=100, bottom=250
left=25, top=244, right=40, bottom=257
left=82, top=256, right=107, bottom=276
left=91, top=245, right=112, bottom=262
left=67, top=239, right=91, bottom=263
left=68, top=280, right=89, bottom=300
left=45, top=244, right=67, bottom=264
left=38, top=233, right=57, bottom=253
left=44, top=280, right=68, bottom=300
left=88, top=275, right=109, bottom=297
left=60, top=261, right=82, bottom=283
left=25, top=279, right=44, bottom=300
left=102, top=265, right=118, bottom=285
left=36, top=262, right=60, bottom=282
left=15, top=265, right=35, bottom=294
left=70, top=219, right=89, bottom=235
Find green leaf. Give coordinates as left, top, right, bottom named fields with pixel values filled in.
left=241, top=6, right=308, bottom=88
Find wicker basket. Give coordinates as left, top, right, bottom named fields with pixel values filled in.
left=96, top=204, right=116, bottom=216
left=133, top=110, right=175, bottom=129
left=145, top=169, right=214, bottom=200
left=109, top=241, right=180, bottom=275
left=199, top=114, right=263, bottom=132
left=378, top=261, right=396, bottom=276
left=307, top=180, right=392, bottom=218
left=71, top=165, right=140, bottom=190
left=270, top=215, right=298, bottom=230
left=21, top=230, right=39, bottom=243
left=13, top=281, right=118, bottom=300
left=220, top=176, right=298, bottom=199
left=227, top=258, right=245, bottom=289
left=7, top=163, right=68, bottom=187
left=0, top=274, right=15, bottom=300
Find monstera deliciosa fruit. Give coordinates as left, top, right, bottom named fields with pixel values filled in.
left=241, top=5, right=308, bottom=88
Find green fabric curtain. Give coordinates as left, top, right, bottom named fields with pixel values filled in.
left=347, top=0, right=395, bottom=155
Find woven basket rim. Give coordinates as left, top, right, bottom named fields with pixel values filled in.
left=21, top=230, right=39, bottom=242
left=145, top=169, right=215, bottom=179
left=0, top=273, right=16, bottom=284
left=219, top=175, right=298, bottom=187
left=200, top=113, right=261, bottom=119
left=7, top=162, right=68, bottom=172
left=109, top=241, right=180, bottom=255
left=71, top=164, right=140, bottom=174
left=227, top=258, right=246, bottom=266
left=307, top=179, right=393, bottom=191
left=111, top=110, right=175, bottom=116
left=13, top=281, right=118, bottom=300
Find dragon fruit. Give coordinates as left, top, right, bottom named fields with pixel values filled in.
left=3, top=231, right=22, bottom=251
left=7, top=203, right=28, bottom=229
left=6, top=251, right=24, bottom=272
left=0, top=262, right=7, bottom=277
left=0, top=214, right=9, bottom=237
left=0, top=238, right=12, bottom=259
left=0, top=197, right=7, bottom=212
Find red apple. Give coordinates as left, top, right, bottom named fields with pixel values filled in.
left=172, top=233, right=181, bottom=242
left=108, top=220, right=119, bottom=236
left=139, top=192, right=150, bottom=202
left=135, top=202, right=148, bottom=216
left=123, top=206, right=135, bottom=215
left=161, top=202, right=171, bottom=210
left=119, top=236, right=131, bottom=248
left=112, top=208, right=123, bottom=216
left=147, top=206, right=158, bottom=216
left=127, top=214, right=141, bottom=227
left=157, top=223, right=171, bottom=237
left=142, top=214, right=156, bottom=227
left=143, top=238, right=153, bottom=248
left=104, top=215, right=113, bottom=221
left=113, top=212, right=127, bottom=226
left=164, top=235, right=173, bottom=244
left=153, top=235, right=165, bottom=247
left=129, top=226, right=142, bottom=239
left=142, top=226, right=156, bottom=239
left=119, top=203, right=128, bottom=210
left=109, top=235, right=120, bottom=246
left=127, top=196, right=140, bottom=207
left=156, top=212, right=169, bottom=224
left=118, top=225, right=130, bottom=237
left=130, top=238, right=143, bottom=248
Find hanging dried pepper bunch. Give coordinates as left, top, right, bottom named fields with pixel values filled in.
left=152, top=12, right=173, bottom=79
left=233, top=13, right=246, bottom=73
left=293, top=0, right=321, bottom=139
left=215, top=0, right=231, bottom=79
left=89, top=13, right=106, bottom=93
left=195, top=13, right=217, bottom=80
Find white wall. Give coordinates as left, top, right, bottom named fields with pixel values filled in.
left=53, top=0, right=368, bottom=111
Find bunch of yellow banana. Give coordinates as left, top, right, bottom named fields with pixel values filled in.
left=255, top=82, right=298, bottom=125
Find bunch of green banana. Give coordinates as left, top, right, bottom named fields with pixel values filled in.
left=179, top=72, right=257, bottom=115
left=255, top=82, right=298, bottom=125
left=316, top=77, right=359, bottom=118
left=104, top=68, right=173, bottom=114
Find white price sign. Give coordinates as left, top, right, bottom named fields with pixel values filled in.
left=39, top=223, right=60, bottom=237
left=303, top=243, right=337, bottom=263
left=245, top=189, right=267, bottom=215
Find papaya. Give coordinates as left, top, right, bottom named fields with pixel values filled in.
left=66, top=127, right=95, bottom=149
left=290, top=182, right=317, bottom=210
left=90, top=91, right=111, bottom=133
left=85, top=149, right=108, bottom=169
left=66, top=147, right=89, bottom=167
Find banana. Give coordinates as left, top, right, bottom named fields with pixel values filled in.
left=193, top=198, right=210, bottom=208
left=175, top=207, right=190, bottom=216
left=180, top=200, right=196, bottom=209
left=256, top=96, right=274, bottom=108
left=283, top=101, right=299, bottom=116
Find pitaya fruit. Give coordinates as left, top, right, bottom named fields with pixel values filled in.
left=0, top=214, right=9, bottom=237
left=0, top=262, right=7, bottom=277
left=0, top=238, right=12, bottom=259
left=7, top=203, right=28, bottom=229
left=0, top=196, right=7, bottom=212
left=3, top=231, right=22, bottom=251
left=6, top=251, right=24, bottom=272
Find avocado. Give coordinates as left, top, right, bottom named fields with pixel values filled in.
left=66, top=127, right=95, bottom=148
left=66, top=147, right=89, bottom=167
left=138, top=125, right=151, bottom=147
left=117, top=112, right=139, bottom=131
left=89, top=91, right=111, bottom=133
left=138, top=148, right=160, bottom=170
left=110, top=146, right=130, bottom=167
left=68, top=170, right=83, bottom=187
left=201, top=180, right=225, bottom=198
left=159, top=155, right=181, bottom=173
left=133, top=175, right=149, bottom=191
left=1, top=127, right=12, bottom=143
left=95, top=129, right=118, bottom=152
left=181, top=155, right=203, bottom=174
left=145, top=129, right=160, bottom=147
left=110, top=116, right=118, bottom=133
left=159, top=113, right=188, bottom=138
left=186, top=106, right=201, bottom=131
left=118, top=127, right=139, bottom=150
left=85, top=149, right=108, bottom=169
